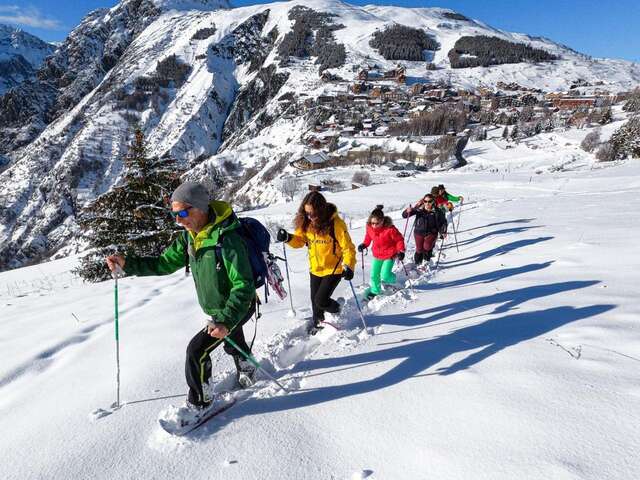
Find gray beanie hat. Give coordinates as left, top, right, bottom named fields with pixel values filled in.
left=171, top=181, right=211, bottom=213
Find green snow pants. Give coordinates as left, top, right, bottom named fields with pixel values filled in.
left=370, top=257, right=397, bottom=295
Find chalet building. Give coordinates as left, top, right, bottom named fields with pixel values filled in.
left=291, top=151, right=330, bottom=170
left=411, top=84, right=425, bottom=95
left=382, top=90, right=408, bottom=102
left=425, top=89, right=446, bottom=99
left=317, top=95, right=336, bottom=105
left=357, top=66, right=406, bottom=84
left=553, top=97, right=599, bottom=110
left=480, top=97, right=499, bottom=110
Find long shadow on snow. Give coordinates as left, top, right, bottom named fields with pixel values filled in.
left=458, top=218, right=536, bottom=234
left=418, top=261, right=554, bottom=291
left=221, top=303, right=613, bottom=422
left=445, top=225, right=542, bottom=249
left=441, top=236, right=553, bottom=268
left=371, top=280, right=599, bottom=329
left=192, top=282, right=612, bottom=437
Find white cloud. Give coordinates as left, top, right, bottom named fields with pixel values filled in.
left=0, top=5, right=63, bottom=30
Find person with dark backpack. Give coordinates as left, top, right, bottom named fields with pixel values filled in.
left=276, top=191, right=356, bottom=334
left=402, top=193, right=448, bottom=265
left=106, top=181, right=257, bottom=425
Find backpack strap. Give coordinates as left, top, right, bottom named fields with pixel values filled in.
left=183, top=230, right=191, bottom=276
left=213, top=221, right=270, bottom=302
left=329, top=220, right=337, bottom=256
left=328, top=219, right=343, bottom=275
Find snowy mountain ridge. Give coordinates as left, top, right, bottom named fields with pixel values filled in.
left=0, top=24, right=56, bottom=95
left=0, top=0, right=639, bottom=271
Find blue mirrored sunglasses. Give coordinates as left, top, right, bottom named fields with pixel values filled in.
left=171, top=206, right=192, bottom=218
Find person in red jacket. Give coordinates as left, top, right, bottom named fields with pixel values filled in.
left=430, top=186, right=449, bottom=210
left=358, top=205, right=405, bottom=299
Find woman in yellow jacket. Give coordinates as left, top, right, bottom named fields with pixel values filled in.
left=277, top=191, right=356, bottom=332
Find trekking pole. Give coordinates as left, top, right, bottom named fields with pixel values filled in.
left=348, top=280, right=368, bottom=330
left=434, top=235, right=447, bottom=270
left=402, top=204, right=411, bottom=240
left=455, top=199, right=464, bottom=232
left=406, top=217, right=416, bottom=251
left=400, top=259, right=414, bottom=293
left=112, top=264, right=124, bottom=408
left=282, top=242, right=296, bottom=316
left=449, top=211, right=460, bottom=252
left=360, top=249, right=366, bottom=287
left=223, top=336, right=289, bottom=393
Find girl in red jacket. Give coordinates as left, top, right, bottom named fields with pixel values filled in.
left=358, top=205, right=405, bottom=299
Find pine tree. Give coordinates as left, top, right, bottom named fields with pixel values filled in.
left=623, top=88, right=640, bottom=113
left=609, top=116, right=640, bottom=159
left=75, top=129, right=185, bottom=281
left=600, top=107, right=613, bottom=125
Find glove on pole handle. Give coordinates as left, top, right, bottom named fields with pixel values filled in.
left=112, top=264, right=124, bottom=408
left=348, top=280, right=368, bottom=330
left=223, top=336, right=289, bottom=393
left=282, top=242, right=296, bottom=315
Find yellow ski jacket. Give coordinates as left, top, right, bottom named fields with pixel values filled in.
left=287, top=213, right=356, bottom=277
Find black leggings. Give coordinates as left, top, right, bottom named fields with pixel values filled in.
left=310, top=273, right=342, bottom=323
left=185, top=301, right=255, bottom=406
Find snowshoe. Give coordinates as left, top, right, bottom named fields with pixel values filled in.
left=158, top=398, right=234, bottom=436
left=307, top=320, right=324, bottom=335
left=362, top=288, right=378, bottom=302
left=233, top=356, right=257, bottom=389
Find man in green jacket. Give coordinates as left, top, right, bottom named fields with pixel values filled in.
left=106, top=181, right=256, bottom=415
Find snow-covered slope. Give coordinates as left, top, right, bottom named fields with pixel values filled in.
left=0, top=25, right=55, bottom=95
left=1, top=159, right=639, bottom=479
left=1, top=0, right=639, bottom=271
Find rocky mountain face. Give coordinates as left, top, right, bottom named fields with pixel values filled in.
left=0, top=0, right=165, bottom=155
left=0, top=25, right=55, bottom=95
left=0, top=0, right=638, bottom=271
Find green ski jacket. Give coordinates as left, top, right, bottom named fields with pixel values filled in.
left=124, top=201, right=255, bottom=328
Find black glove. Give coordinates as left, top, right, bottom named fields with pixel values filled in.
left=276, top=228, right=290, bottom=243
left=342, top=266, right=354, bottom=281
left=357, top=243, right=367, bottom=252
left=395, top=251, right=405, bottom=261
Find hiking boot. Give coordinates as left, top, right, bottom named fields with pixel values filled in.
left=307, top=316, right=325, bottom=335
left=173, top=400, right=211, bottom=427
left=233, top=356, right=257, bottom=388
left=363, top=288, right=378, bottom=301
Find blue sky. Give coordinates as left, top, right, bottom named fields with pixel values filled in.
left=1, top=0, right=638, bottom=62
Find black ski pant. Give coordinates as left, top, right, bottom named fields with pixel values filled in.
left=310, top=273, right=342, bottom=324
left=185, top=300, right=255, bottom=407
